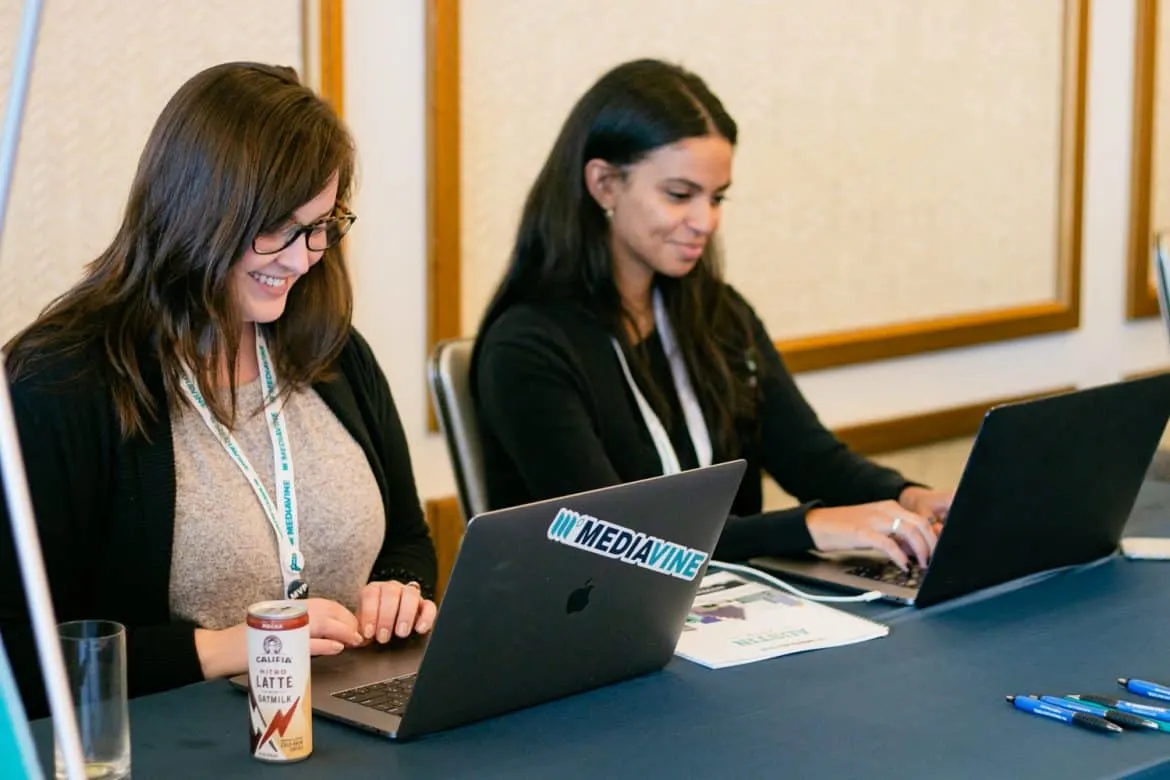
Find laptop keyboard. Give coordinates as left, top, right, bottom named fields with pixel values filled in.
left=332, top=673, right=418, bottom=716
left=845, top=561, right=927, bottom=589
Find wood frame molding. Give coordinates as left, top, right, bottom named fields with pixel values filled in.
left=427, top=0, right=461, bottom=379
left=317, top=0, right=345, bottom=115
left=1124, top=366, right=1170, bottom=381
left=425, top=1, right=1085, bottom=379
left=425, top=0, right=461, bottom=427
left=424, top=496, right=463, bottom=602
left=1129, top=0, right=1161, bottom=320
left=300, top=0, right=344, bottom=114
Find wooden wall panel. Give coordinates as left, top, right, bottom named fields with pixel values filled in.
left=424, top=495, right=464, bottom=603
left=1129, top=0, right=1162, bottom=319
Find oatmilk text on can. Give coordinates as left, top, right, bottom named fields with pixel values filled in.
left=247, top=600, right=312, bottom=762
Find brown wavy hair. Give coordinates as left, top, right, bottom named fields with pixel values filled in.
left=4, top=61, right=356, bottom=438
left=472, top=58, right=758, bottom=456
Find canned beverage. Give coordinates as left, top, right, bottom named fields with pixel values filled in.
left=246, top=600, right=312, bottom=762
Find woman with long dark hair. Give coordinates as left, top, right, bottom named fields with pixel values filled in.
left=472, top=58, right=953, bottom=569
left=0, top=62, right=436, bottom=718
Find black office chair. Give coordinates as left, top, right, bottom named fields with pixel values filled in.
left=427, top=338, right=489, bottom=522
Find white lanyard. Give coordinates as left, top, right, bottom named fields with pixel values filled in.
left=178, top=325, right=308, bottom=599
left=610, top=288, right=713, bottom=475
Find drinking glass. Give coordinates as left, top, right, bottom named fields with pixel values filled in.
left=54, top=620, right=130, bottom=780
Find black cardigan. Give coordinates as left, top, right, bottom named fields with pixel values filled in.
left=475, top=288, right=913, bottom=561
left=0, top=330, right=436, bottom=719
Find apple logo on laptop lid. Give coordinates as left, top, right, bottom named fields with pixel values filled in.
left=565, top=578, right=593, bottom=615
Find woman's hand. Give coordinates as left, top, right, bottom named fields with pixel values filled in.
left=898, top=486, right=954, bottom=523
left=303, top=597, right=366, bottom=655
left=194, top=597, right=365, bottom=679
left=805, top=500, right=938, bottom=570
left=356, top=580, right=438, bottom=645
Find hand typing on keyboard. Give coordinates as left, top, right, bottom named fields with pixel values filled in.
left=356, top=580, right=438, bottom=646
left=805, top=499, right=941, bottom=571
left=898, top=486, right=954, bottom=526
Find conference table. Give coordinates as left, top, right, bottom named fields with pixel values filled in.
left=31, top=482, right=1170, bottom=779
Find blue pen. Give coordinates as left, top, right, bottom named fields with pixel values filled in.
left=1006, top=696, right=1122, bottom=734
left=1039, top=696, right=1160, bottom=731
left=1119, top=678, right=1170, bottom=702
left=1070, top=694, right=1170, bottom=721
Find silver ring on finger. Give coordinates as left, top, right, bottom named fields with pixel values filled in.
left=889, top=516, right=902, bottom=536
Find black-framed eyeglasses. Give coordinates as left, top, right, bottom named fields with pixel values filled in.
left=251, top=208, right=357, bottom=255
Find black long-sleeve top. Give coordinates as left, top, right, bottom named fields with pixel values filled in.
left=0, top=329, right=436, bottom=719
left=475, top=288, right=913, bottom=561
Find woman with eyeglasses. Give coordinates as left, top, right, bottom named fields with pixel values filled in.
left=0, top=62, right=437, bottom=718
left=472, top=59, right=954, bottom=572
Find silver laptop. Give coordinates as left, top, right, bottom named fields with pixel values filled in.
left=231, top=460, right=746, bottom=740
left=752, top=376, right=1170, bottom=607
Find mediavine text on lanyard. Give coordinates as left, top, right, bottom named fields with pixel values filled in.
left=178, top=324, right=308, bottom=599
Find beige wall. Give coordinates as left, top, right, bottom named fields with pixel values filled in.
left=460, top=0, right=1066, bottom=340
left=0, top=0, right=306, bottom=341
left=1, top=1, right=1167, bottom=503
left=345, top=0, right=1167, bottom=501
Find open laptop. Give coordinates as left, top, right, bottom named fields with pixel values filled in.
left=231, top=459, right=746, bottom=740
left=752, top=374, right=1170, bottom=608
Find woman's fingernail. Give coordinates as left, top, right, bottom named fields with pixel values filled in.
left=363, top=623, right=374, bottom=639
left=417, top=622, right=431, bottom=634
left=353, top=632, right=365, bottom=646
left=330, top=641, right=344, bottom=654
left=398, top=621, right=410, bottom=636
left=377, top=628, right=391, bottom=643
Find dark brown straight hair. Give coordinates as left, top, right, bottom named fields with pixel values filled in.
left=4, top=62, right=356, bottom=438
left=472, top=58, right=759, bottom=456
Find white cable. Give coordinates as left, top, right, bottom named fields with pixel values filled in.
left=707, top=560, right=885, bottom=603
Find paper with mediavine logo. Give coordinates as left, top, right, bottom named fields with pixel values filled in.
left=674, top=572, right=889, bottom=669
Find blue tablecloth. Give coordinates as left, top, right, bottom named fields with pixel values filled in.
left=31, top=482, right=1170, bottom=779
